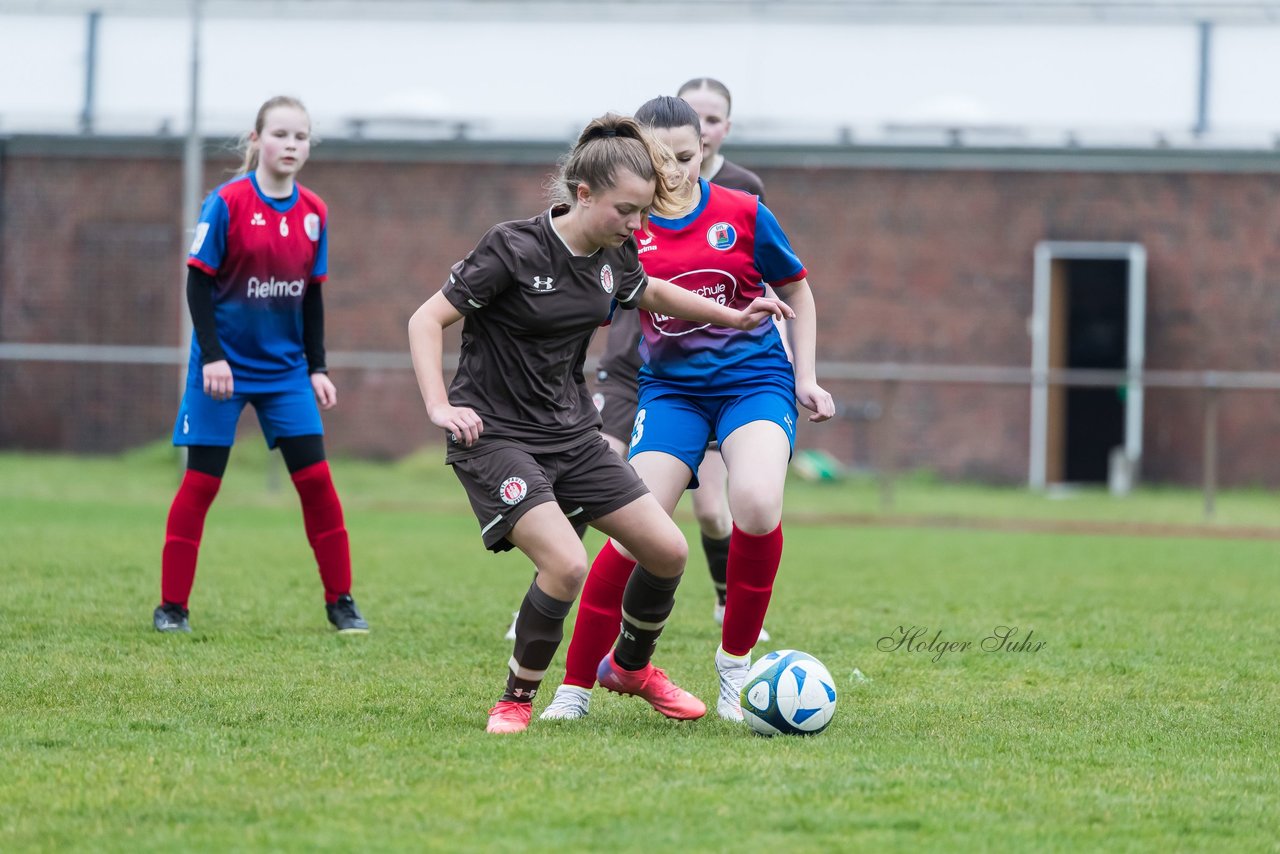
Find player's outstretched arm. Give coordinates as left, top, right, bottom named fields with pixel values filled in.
left=772, top=278, right=835, bottom=422
left=639, top=277, right=794, bottom=331
left=408, top=292, right=484, bottom=447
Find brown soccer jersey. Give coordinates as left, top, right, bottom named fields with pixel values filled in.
left=711, top=158, right=766, bottom=202
left=442, top=205, right=647, bottom=461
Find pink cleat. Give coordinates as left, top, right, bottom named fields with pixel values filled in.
left=486, top=700, right=533, bottom=734
left=596, top=651, right=707, bottom=720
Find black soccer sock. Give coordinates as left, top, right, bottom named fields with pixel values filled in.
left=503, top=580, right=573, bottom=703
left=614, top=566, right=682, bottom=671
left=701, top=532, right=731, bottom=606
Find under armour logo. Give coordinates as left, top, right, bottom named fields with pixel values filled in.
left=250, top=212, right=266, bottom=226
left=531, top=276, right=555, bottom=291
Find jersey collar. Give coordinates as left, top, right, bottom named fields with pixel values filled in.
left=649, top=178, right=711, bottom=231
left=249, top=173, right=299, bottom=212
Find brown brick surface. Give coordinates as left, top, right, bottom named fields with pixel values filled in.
left=2, top=144, right=1276, bottom=486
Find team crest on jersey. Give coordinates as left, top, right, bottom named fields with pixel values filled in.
left=304, top=213, right=321, bottom=241
left=707, top=222, right=737, bottom=251
left=189, top=222, right=210, bottom=254
left=250, top=212, right=266, bottom=226
left=499, top=476, right=528, bottom=505
left=599, top=264, right=614, bottom=294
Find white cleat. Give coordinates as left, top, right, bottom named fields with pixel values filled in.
left=715, top=647, right=750, bottom=722
left=713, top=603, right=771, bottom=643
left=539, top=684, right=592, bottom=720
left=504, top=610, right=518, bottom=641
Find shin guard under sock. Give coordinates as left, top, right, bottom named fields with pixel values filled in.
left=614, top=566, right=682, bottom=671
left=721, top=523, right=783, bottom=656
left=504, top=580, right=573, bottom=703
left=160, top=469, right=222, bottom=609
left=701, top=532, right=732, bottom=606
left=563, top=540, right=635, bottom=689
left=291, top=461, right=351, bottom=604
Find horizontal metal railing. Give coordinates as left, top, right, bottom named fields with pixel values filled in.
left=4, top=343, right=1276, bottom=518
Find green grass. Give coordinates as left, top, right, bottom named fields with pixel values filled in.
left=1, top=446, right=1278, bottom=852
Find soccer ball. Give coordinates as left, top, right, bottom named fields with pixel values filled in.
left=740, top=649, right=838, bottom=736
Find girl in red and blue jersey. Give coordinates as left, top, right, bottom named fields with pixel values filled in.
left=540, top=96, right=834, bottom=723
left=154, top=96, right=368, bottom=635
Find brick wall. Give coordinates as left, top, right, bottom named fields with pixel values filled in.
left=2, top=138, right=1276, bottom=485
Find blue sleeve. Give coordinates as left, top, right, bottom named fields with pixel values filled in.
left=188, top=192, right=229, bottom=273
left=752, top=201, right=806, bottom=284
left=312, top=220, right=329, bottom=280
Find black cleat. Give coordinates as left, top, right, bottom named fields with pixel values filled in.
left=153, top=603, right=191, bottom=633
left=326, top=594, right=369, bottom=634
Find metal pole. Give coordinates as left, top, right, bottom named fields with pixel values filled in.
left=179, top=0, right=203, bottom=475
left=79, top=10, right=100, bottom=134
left=1193, top=20, right=1212, bottom=139
left=1202, top=385, right=1219, bottom=520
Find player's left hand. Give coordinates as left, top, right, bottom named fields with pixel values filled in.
left=736, top=297, right=795, bottom=330
left=311, top=372, right=338, bottom=410
left=797, top=381, right=835, bottom=422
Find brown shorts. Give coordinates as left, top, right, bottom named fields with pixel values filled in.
left=592, top=381, right=639, bottom=446
left=450, top=435, right=650, bottom=552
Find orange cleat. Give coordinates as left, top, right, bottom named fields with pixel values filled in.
left=486, top=700, right=533, bottom=734
left=596, top=651, right=707, bottom=720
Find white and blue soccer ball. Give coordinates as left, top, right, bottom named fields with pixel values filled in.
left=740, top=649, right=838, bottom=736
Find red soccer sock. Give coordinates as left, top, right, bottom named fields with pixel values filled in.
left=563, top=540, right=635, bottom=689
left=291, top=461, right=351, bottom=604
left=160, top=469, right=222, bottom=609
left=722, top=523, right=784, bottom=656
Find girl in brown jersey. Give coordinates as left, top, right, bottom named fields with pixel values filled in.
left=524, top=79, right=774, bottom=649
left=407, top=113, right=794, bottom=734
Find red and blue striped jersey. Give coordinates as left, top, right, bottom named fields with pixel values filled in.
left=186, top=174, right=329, bottom=392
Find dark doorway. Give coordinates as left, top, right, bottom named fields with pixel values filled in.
left=1063, top=259, right=1128, bottom=482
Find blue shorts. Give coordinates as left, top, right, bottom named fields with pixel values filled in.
left=172, top=385, right=323, bottom=449
left=628, top=385, right=797, bottom=488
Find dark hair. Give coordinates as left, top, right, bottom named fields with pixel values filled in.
left=635, top=95, right=701, bottom=136
left=550, top=112, right=690, bottom=220
left=677, top=77, right=733, bottom=116
left=235, top=95, right=309, bottom=177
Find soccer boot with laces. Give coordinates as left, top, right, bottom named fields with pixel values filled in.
left=326, top=594, right=370, bottom=634
left=715, top=646, right=750, bottom=722
left=486, top=700, right=534, bottom=734
left=596, top=651, right=706, bottom=720
left=539, top=684, right=592, bottom=720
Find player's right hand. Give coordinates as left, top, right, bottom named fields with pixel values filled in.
left=429, top=404, right=483, bottom=447
left=202, top=360, right=234, bottom=401
left=736, top=297, right=794, bottom=330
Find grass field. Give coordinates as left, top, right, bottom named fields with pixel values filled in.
left=2, top=445, right=1278, bottom=852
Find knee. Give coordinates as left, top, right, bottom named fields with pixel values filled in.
left=649, top=531, right=689, bottom=577
left=691, top=491, right=726, bottom=523
left=539, top=547, right=590, bottom=598
left=729, top=491, right=783, bottom=535
left=692, top=502, right=731, bottom=537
